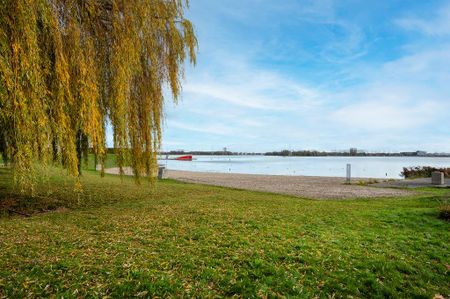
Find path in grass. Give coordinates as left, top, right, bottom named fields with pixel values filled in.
left=0, top=169, right=449, bottom=298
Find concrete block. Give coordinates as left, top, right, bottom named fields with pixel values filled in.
left=158, top=166, right=166, bottom=179
left=431, top=171, right=444, bottom=185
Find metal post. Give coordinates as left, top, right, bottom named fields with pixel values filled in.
left=346, top=164, right=351, bottom=184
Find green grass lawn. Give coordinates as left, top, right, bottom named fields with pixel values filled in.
left=0, top=168, right=449, bottom=298
left=82, top=153, right=120, bottom=171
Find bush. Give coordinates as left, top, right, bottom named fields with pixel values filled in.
left=401, top=166, right=450, bottom=179
left=439, top=204, right=450, bottom=221
left=356, top=179, right=379, bottom=186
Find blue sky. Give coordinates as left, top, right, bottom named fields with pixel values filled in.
left=161, top=0, right=450, bottom=153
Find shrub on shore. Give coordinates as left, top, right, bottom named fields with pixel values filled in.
left=439, top=202, right=450, bottom=221
left=401, top=166, right=450, bottom=179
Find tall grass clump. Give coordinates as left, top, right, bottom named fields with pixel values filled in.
left=438, top=199, right=450, bottom=221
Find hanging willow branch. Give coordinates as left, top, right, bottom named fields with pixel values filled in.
left=0, top=0, right=197, bottom=191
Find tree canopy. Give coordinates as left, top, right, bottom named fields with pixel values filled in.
left=0, top=0, right=197, bottom=191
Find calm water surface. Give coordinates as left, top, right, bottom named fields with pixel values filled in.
left=158, top=155, right=450, bottom=179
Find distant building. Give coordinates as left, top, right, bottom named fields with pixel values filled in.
left=350, top=148, right=358, bottom=156
left=416, top=151, right=427, bottom=156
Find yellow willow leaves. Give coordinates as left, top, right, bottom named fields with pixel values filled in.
left=0, top=0, right=197, bottom=191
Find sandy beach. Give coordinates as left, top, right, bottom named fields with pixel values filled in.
left=104, top=167, right=411, bottom=199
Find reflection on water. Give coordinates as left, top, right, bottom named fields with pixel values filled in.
left=158, top=155, right=450, bottom=179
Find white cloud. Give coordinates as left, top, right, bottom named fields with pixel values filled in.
left=169, top=120, right=234, bottom=136
left=161, top=1, right=450, bottom=152
left=171, top=40, right=450, bottom=150
left=183, top=60, right=324, bottom=113
left=331, top=44, right=450, bottom=132
left=333, top=100, right=440, bottom=131
left=381, top=47, right=450, bottom=83
left=396, top=3, right=450, bottom=36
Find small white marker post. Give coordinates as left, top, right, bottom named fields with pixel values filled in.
left=346, top=163, right=351, bottom=184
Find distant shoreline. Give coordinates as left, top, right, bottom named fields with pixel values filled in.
left=159, top=154, right=450, bottom=158
left=159, top=152, right=450, bottom=158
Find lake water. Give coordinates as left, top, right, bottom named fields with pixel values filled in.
left=158, top=155, right=450, bottom=179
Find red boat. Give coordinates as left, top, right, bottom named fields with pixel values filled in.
left=175, top=155, right=193, bottom=161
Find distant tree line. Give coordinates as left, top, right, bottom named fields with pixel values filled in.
left=264, top=150, right=450, bottom=157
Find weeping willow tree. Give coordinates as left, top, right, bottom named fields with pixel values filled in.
left=0, top=0, right=197, bottom=191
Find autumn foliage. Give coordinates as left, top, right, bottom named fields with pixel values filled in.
left=0, top=0, right=197, bottom=190
left=401, top=166, right=450, bottom=179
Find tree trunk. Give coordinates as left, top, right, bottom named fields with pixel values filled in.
left=0, top=130, right=8, bottom=166
left=52, top=138, right=58, bottom=163
left=76, top=130, right=83, bottom=176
